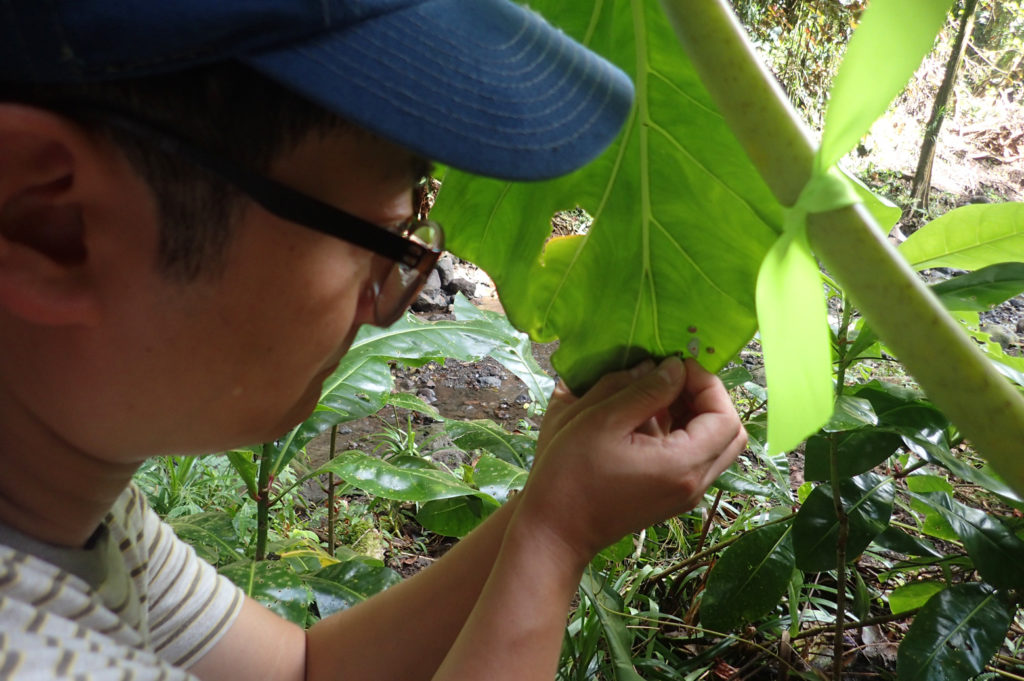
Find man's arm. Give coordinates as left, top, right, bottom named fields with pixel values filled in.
left=191, top=492, right=523, bottom=681
left=193, top=356, right=745, bottom=681
left=430, top=357, right=747, bottom=680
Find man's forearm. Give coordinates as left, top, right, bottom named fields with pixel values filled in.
left=430, top=511, right=585, bottom=681
left=305, top=495, right=521, bottom=681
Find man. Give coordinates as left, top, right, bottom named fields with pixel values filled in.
left=0, top=1, right=748, bottom=679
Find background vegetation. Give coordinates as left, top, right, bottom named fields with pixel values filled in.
left=136, top=1, right=1024, bottom=678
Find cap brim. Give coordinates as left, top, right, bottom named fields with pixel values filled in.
left=243, top=0, right=634, bottom=181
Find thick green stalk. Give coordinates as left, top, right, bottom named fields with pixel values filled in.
left=255, top=443, right=272, bottom=561
left=660, top=0, right=1024, bottom=495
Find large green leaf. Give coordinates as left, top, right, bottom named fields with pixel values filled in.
left=452, top=295, right=555, bottom=409
left=793, top=473, right=895, bottom=572
left=268, top=311, right=542, bottom=465
left=804, top=430, right=903, bottom=481
left=473, top=453, right=529, bottom=503
left=931, top=262, right=1024, bottom=312
left=432, top=0, right=782, bottom=392
left=889, top=581, right=945, bottom=615
left=169, top=511, right=240, bottom=566
left=897, top=584, right=1014, bottom=681
left=220, top=560, right=311, bottom=625
left=316, top=451, right=493, bottom=504
left=899, top=203, right=1024, bottom=270
left=444, top=419, right=538, bottom=468
left=699, top=521, right=795, bottom=633
left=305, top=560, right=402, bottom=618
left=416, top=496, right=500, bottom=538
left=911, top=491, right=1024, bottom=590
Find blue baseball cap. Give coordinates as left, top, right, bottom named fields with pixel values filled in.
left=0, top=0, right=634, bottom=181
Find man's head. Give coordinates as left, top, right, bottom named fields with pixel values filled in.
left=0, top=0, right=634, bottom=457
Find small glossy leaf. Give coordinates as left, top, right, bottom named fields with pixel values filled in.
left=445, top=419, right=537, bottom=468
left=900, top=203, right=1024, bottom=270
left=595, top=534, right=635, bottom=566
left=804, top=430, right=902, bottom=481
left=823, top=395, right=879, bottom=432
left=416, top=496, right=500, bottom=538
left=170, top=512, right=240, bottom=566
left=873, top=526, right=942, bottom=558
left=889, top=581, right=945, bottom=615
left=794, top=473, right=895, bottom=572
left=714, top=466, right=778, bottom=500
left=220, top=560, right=311, bottom=625
left=931, top=262, right=1024, bottom=312
left=700, top=522, right=795, bottom=633
left=306, top=560, right=402, bottom=618
left=719, top=366, right=753, bottom=390
left=897, top=584, right=1014, bottom=681
left=912, top=492, right=1024, bottom=589
left=384, top=392, right=442, bottom=420
left=317, top=452, right=491, bottom=504
left=906, top=474, right=954, bottom=494
left=225, top=449, right=259, bottom=498
left=473, top=453, right=528, bottom=503
left=846, top=322, right=880, bottom=361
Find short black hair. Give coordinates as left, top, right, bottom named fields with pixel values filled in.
left=1, top=63, right=348, bottom=280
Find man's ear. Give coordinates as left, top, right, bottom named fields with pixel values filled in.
left=0, top=105, right=103, bottom=326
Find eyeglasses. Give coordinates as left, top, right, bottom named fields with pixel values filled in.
left=45, top=101, right=445, bottom=328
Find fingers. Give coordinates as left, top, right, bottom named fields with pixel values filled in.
left=543, top=359, right=657, bottom=435
left=598, top=357, right=689, bottom=434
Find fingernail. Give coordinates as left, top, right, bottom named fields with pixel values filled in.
left=629, top=359, right=656, bottom=377
left=657, top=356, right=684, bottom=383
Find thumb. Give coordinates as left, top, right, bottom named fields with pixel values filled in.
left=600, top=356, right=687, bottom=434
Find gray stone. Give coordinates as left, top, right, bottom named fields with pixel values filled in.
left=412, top=269, right=449, bottom=312
left=436, top=253, right=455, bottom=287
left=478, top=375, right=502, bottom=389
left=445, top=277, right=478, bottom=299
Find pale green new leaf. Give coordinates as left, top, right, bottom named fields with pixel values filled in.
left=819, top=0, right=954, bottom=168
left=756, top=229, right=833, bottom=454
left=899, top=203, right=1024, bottom=270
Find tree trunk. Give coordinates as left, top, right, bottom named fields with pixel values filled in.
left=910, top=0, right=979, bottom=212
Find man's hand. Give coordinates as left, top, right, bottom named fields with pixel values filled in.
left=515, top=356, right=747, bottom=569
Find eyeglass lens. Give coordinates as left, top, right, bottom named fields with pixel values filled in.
left=373, top=222, right=443, bottom=326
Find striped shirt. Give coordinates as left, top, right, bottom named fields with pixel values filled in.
left=0, top=485, right=244, bottom=679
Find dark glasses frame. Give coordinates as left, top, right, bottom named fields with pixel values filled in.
left=23, top=98, right=445, bottom=326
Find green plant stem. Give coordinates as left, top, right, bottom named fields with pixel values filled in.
left=648, top=512, right=796, bottom=584
left=830, top=305, right=852, bottom=681
left=829, top=433, right=849, bottom=681
left=894, top=459, right=930, bottom=479
left=793, top=607, right=920, bottom=641
left=255, top=443, right=272, bottom=562
left=327, top=424, right=338, bottom=555
left=833, top=297, right=854, bottom=389
left=659, top=0, right=1024, bottom=497
left=696, top=489, right=724, bottom=555
left=986, top=666, right=1024, bottom=681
